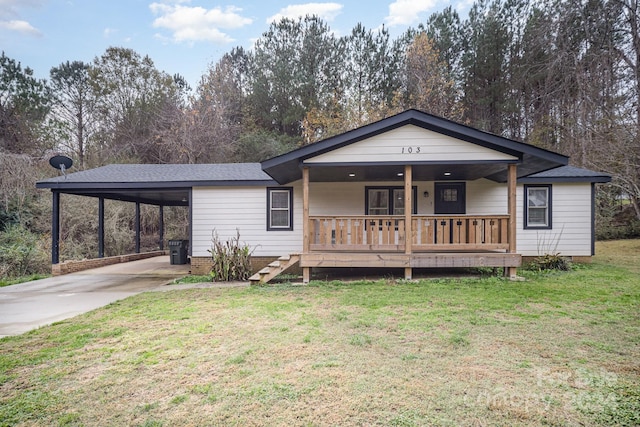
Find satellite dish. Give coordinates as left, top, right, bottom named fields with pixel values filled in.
left=49, top=155, right=73, bottom=176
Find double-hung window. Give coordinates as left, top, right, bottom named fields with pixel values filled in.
left=365, top=187, right=417, bottom=215
left=524, top=185, right=552, bottom=229
left=267, top=187, right=293, bottom=231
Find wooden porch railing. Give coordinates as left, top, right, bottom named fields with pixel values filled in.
left=308, top=215, right=510, bottom=252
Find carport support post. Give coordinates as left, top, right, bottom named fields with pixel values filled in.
left=98, top=197, right=104, bottom=258
left=135, top=202, right=141, bottom=254
left=52, top=191, right=60, bottom=264
left=159, top=205, right=164, bottom=250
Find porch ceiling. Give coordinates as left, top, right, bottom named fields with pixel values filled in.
left=307, top=162, right=510, bottom=182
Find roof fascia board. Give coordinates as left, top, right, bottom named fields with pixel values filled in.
left=304, top=159, right=519, bottom=168
left=36, top=179, right=276, bottom=190
left=191, top=180, right=277, bottom=187
left=518, top=176, right=612, bottom=184
left=404, top=118, right=523, bottom=159
left=406, top=116, right=567, bottom=163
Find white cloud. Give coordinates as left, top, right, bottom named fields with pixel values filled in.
left=0, top=0, right=45, bottom=19
left=384, top=0, right=436, bottom=27
left=0, top=19, right=42, bottom=36
left=149, top=2, right=252, bottom=44
left=266, top=2, right=343, bottom=24
left=103, top=27, right=117, bottom=38
left=0, top=0, right=44, bottom=36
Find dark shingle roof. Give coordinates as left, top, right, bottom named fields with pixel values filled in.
left=519, top=165, right=611, bottom=183
left=37, top=163, right=274, bottom=187
left=35, top=163, right=277, bottom=206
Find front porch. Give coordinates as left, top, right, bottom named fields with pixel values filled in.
left=304, top=213, right=520, bottom=270
left=298, top=164, right=520, bottom=283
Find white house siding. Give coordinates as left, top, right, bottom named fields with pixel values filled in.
left=309, top=179, right=506, bottom=216
left=516, top=183, right=592, bottom=256
left=466, top=179, right=508, bottom=215
left=308, top=180, right=593, bottom=256
left=304, top=124, right=518, bottom=164
left=191, top=181, right=592, bottom=258
left=191, top=184, right=303, bottom=257
left=309, top=182, right=362, bottom=215
left=309, top=181, right=434, bottom=215
left=458, top=180, right=593, bottom=256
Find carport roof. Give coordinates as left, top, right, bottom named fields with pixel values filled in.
left=36, top=163, right=276, bottom=206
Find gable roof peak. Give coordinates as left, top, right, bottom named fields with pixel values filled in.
left=261, top=108, right=569, bottom=184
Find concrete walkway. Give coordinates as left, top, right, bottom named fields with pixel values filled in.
left=0, top=256, right=191, bottom=338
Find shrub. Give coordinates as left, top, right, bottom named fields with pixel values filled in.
left=208, top=230, right=254, bottom=281
left=526, top=253, right=571, bottom=272
left=0, top=224, right=49, bottom=279
left=596, top=218, right=640, bottom=240
left=596, top=196, right=640, bottom=240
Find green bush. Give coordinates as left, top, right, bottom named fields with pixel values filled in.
left=207, top=230, right=254, bottom=281
left=596, top=218, right=640, bottom=240
left=0, top=224, right=49, bottom=279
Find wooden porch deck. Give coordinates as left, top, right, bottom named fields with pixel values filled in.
left=300, top=251, right=521, bottom=269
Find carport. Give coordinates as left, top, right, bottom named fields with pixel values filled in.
left=36, top=163, right=273, bottom=267
left=36, top=164, right=191, bottom=265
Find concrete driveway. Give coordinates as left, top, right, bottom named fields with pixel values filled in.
left=0, top=256, right=190, bottom=338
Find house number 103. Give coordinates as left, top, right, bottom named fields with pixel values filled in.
left=401, top=146, right=421, bottom=154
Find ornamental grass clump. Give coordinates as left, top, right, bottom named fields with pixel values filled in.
left=528, top=253, right=571, bottom=271
left=208, top=229, right=254, bottom=281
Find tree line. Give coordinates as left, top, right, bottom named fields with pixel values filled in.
left=1, top=0, right=638, bottom=277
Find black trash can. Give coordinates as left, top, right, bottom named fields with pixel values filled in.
left=169, top=240, right=189, bottom=265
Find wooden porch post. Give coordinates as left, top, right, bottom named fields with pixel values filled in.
left=302, top=166, right=311, bottom=283
left=507, top=163, right=518, bottom=278
left=404, top=165, right=412, bottom=280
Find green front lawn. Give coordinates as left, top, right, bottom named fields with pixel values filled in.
left=1, top=241, right=639, bottom=426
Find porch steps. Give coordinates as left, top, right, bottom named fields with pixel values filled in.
left=249, top=254, right=301, bottom=284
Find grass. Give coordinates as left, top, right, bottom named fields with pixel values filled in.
left=0, top=241, right=639, bottom=426
left=593, top=239, right=640, bottom=273
left=171, top=274, right=211, bottom=284
left=0, top=273, right=49, bottom=288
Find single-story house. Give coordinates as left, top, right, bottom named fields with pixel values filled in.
left=37, top=109, right=611, bottom=282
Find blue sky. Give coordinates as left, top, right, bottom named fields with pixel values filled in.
left=1, top=0, right=472, bottom=89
